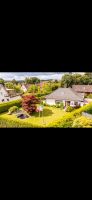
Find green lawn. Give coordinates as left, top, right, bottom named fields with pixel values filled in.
left=0, top=106, right=66, bottom=127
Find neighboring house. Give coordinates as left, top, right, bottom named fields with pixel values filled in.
left=21, top=84, right=30, bottom=92
left=72, top=85, right=92, bottom=96
left=45, top=88, right=84, bottom=107
left=0, top=84, right=10, bottom=102
left=6, top=89, right=17, bottom=97
left=0, top=84, right=21, bottom=103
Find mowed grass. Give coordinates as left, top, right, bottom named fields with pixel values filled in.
left=0, top=106, right=66, bottom=127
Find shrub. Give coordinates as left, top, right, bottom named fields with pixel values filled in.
left=48, top=103, right=92, bottom=127
left=66, top=106, right=75, bottom=112
left=60, top=102, right=64, bottom=109
left=72, top=116, right=92, bottom=128
left=22, top=95, right=39, bottom=114
left=0, top=99, right=22, bottom=114
left=0, top=115, right=40, bottom=128
left=42, top=102, right=47, bottom=106
left=9, top=106, right=19, bottom=114
left=55, top=103, right=60, bottom=108
left=86, top=94, right=92, bottom=99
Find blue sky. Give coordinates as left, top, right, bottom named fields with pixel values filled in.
left=0, top=72, right=84, bottom=81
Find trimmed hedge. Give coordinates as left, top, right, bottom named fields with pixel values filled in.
left=48, top=103, right=92, bottom=127
left=72, top=116, right=92, bottom=128
left=1, top=102, right=92, bottom=128
left=9, top=106, right=19, bottom=114
left=0, top=114, right=40, bottom=128
left=0, top=99, right=22, bottom=114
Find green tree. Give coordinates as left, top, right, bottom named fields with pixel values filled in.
left=5, top=82, right=14, bottom=89
left=51, top=83, right=59, bottom=91
left=25, top=77, right=40, bottom=84
left=0, top=78, right=4, bottom=85
left=61, top=74, right=74, bottom=87
left=12, top=79, right=17, bottom=85
left=14, top=84, right=22, bottom=93
left=31, top=77, right=40, bottom=84
left=28, top=85, right=38, bottom=93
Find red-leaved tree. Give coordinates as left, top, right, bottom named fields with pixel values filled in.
left=22, top=95, right=39, bottom=114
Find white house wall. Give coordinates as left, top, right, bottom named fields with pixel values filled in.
left=46, top=99, right=56, bottom=105
left=0, top=86, right=10, bottom=102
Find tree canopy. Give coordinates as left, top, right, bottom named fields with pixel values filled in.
left=25, top=77, right=40, bottom=84
left=0, top=78, right=4, bottom=85
left=60, top=73, right=92, bottom=87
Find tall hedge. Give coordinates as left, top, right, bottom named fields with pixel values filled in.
left=0, top=115, right=40, bottom=127
left=0, top=99, right=22, bottom=114
left=48, top=103, right=92, bottom=127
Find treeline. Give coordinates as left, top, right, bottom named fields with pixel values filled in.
left=1, top=73, right=92, bottom=95
left=60, top=73, right=92, bottom=87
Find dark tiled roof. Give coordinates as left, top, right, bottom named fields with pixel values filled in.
left=45, top=88, right=84, bottom=101
left=72, top=85, right=92, bottom=93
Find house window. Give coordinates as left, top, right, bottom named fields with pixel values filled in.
left=2, top=99, right=4, bottom=102
left=7, top=99, right=9, bottom=101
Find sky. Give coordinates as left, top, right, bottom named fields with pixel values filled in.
left=0, top=72, right=84, bottom=81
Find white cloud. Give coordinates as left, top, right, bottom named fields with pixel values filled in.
left=0, top=72, right=85, bottom=81
left=0, top=72, right=64, bottom=80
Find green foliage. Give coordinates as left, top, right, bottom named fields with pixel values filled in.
left=0, top=99, right=22, bottom=114
left=28, top=85, right=38, bottom=93
left=9, top=106, right=19, bottom=114
left=72, top=116, right=92, bottom=128
left=51, top=83, right=59, bottom=91
left=14, top=84, right=22, bottom=93
left=55, top=102, right=64, bottom=109
left=0, top=115, right=40, bottom=127
left=5, top=82, right=14, bottom=89
left=5, top=82, right=22, bottom=93
left=86, top=94, right=92, bottom=99
left=48, top=103, right=92, bottom=127
left=25, top=77, right=40, bottom=84
left=11, top=79, right=18, bottom=84
left=0, top=78, right=4, bottom=85
left=60, top=73, right=92, bottom=87
left=60, top=102, right=64, bottom=109
left=66, top=106, right=75, bottom=112
left=61, top=74, right=74, bottom=87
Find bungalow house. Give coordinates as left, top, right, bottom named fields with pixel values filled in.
left=0, top=84, right=21, bottom=103
left=45, top=88, right=84, bottom=107
left=72, top=85, right=92, bottom=96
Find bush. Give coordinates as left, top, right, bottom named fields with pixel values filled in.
left=0, top=115, right=40, bottom=127
left=55, top=103, right=60, bottom=108
left=66, top=106, right=75, bottom=112
left=48, top=103, right=92, bottom=127
left=82, top=103, right=92, bottom=114
left=0, top=99, right=22, bottom=114
left=72, top=116, right=92, bottom=128
left=22, top=95, right=39, bottom=114
left=9, top=106, right=19, bottom=114
left=60, top=102, right=64, bottom=109
left=55, top=102, right=64, bottom=109
left=86, top=94, right=92, bottom=99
